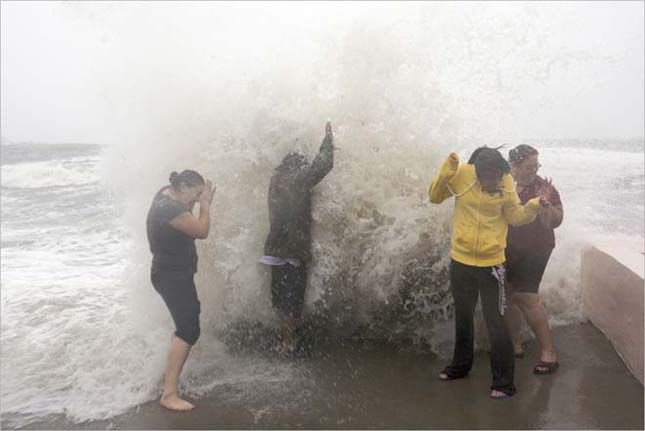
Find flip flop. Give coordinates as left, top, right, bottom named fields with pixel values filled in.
left=533, top=361, right=559, bottom=375
left=490, top=391, right=513, bottom=400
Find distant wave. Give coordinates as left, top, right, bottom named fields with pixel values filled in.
left=524, top=138, right=645, bottom=153
left=0, top=159, right=99, bottom=189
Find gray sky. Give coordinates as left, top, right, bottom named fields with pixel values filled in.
left=1, top=1, right=643, bottom=144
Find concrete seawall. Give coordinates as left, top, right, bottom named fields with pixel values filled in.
left=581, top=242, right=644, bottom=385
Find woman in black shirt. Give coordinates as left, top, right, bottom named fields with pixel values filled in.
left=146, top=169, right=214, bottom=411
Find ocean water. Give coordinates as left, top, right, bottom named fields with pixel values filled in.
left=1, top=140, right=643, bottom=427
left=0, top=143, right=301, bottom=426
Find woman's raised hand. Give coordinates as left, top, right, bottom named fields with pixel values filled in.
left=200, top=180, right=216, bottom=206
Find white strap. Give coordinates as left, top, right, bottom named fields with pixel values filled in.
left=447, top=180, right=476, bottom=197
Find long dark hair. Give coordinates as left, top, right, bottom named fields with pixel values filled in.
left=169, top=170, right=205, bottom=191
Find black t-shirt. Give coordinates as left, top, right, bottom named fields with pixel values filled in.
left=146, top=187, right=197, bottom=273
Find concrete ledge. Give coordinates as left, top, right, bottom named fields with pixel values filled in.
left=582, top=243, right=644, bottom=385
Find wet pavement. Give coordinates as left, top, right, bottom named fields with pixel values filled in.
left=7, top=322, right=644, bottom=430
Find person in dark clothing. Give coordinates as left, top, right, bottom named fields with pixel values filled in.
left=146, top=169, right=215, bottom=411
left=505, top=144, right=563, bottom=375
left=260, top=122, right=334, bottom=354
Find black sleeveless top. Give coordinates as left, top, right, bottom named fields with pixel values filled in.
left=146, top=187, right=197, bottom=274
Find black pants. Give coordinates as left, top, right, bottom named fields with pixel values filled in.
left=444, top=259, right=515, bottom=395
left=271, top=263, right=307, bottom=320
left=151, top=270, right=201, bottom=345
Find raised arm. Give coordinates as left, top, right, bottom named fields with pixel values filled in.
left=304, top=121, right=334, bottom=189
left=429, top=153, right=459, bottom=203
left=537, top=178, right=564, bottom=229
left=170, top=181, right=215, bottom=239
left=501, top=176, right=543, bottom=226
left=539, top=203, right=563, bottom=229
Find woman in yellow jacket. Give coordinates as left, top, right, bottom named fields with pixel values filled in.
left=429, top=147, right=548, bottom=399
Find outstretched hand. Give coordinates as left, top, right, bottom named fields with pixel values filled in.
left=537, top=177, right=553, bottom=207
left=323, top=121, right=334, bottom=148
left=539, top=195, right=552, bottom=208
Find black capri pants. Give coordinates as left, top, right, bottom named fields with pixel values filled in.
left=506, top=248, right=553, bottom=294
left=151, top=270, right=201, bottom=345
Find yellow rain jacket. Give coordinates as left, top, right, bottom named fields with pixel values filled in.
left=429, top=153, right=542, bottom=267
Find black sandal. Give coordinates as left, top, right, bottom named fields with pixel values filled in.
left=490, top=391, right=513, bottom=400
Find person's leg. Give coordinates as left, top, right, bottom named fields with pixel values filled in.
left=271, top=265, right=287, bottom=313
left=160, top=336, right=194, bottom=411
left=479, top=266, right=515, bottom=397
left=155, top=274, right=201, bottom=410
left=510, top=249, right=556, bottom=368
left=281, top=262, right=307, bottom=353
left=504, top=281, right=526, bottom=356
left=440, top=260, right=479, bottom=380
left=272, top=264, right=304, bottom=354
left=513, top=292, right=557, bottom=363
left=279, top=316, right=300, bottom=353
left=271, top=265, right=290, bottom=352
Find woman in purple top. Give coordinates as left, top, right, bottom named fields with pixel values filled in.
left=505, top=145, right=563, bottom=375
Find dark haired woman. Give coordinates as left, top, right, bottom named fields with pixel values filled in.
left=146, top=169, right=215, bottom=411
left=505, top=145, right=563, bottom=375
left=428, top=147, right=549, bottom=399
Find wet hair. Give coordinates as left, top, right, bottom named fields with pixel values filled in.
left=508, top=144, right=539, bottom=166
left=276, top=152, right=308, bottom=173
left=169, top=169, right=205, bottom=190
left=467, top=147, right=486, bottom=164
left=467, top=146, right=510, bottom=177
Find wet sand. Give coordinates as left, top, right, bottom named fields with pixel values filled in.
left=6, top=322, right=644, bottom=430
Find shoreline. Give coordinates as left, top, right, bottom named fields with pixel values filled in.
left=4, top=322, right=643, bottom=430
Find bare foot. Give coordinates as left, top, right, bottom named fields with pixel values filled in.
left=160, top=393, right=195, bottom=411
left=438, top=372, right=450, bottom=381
left=540, top=350, right=557, bottom=363
left=490, top=390, right=511, bottom=399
